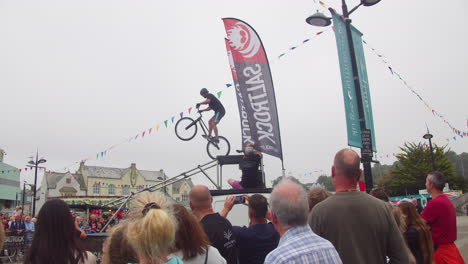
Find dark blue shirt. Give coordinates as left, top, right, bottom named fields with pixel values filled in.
left=233, top=222, right=279, bottom=264
left=10, top=220, right=25, bottom=232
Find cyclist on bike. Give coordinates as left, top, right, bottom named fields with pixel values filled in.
left=196, top=88, right=225, bottom=143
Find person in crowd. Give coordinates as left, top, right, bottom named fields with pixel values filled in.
left=309, top=149, right=408, bottom=264
left=75, top=215, right=87, bottom=239
left=95, top=222, right=103, bottom=233
left=369, top=187, right=390, bottom=202
left=87, top=214, right=98, bottom=233
left=12, top=206, right=20, bottom=217
left=264, top=179, right=341, bottom=263
left=0, top=221, right=4, bottom=250
left=169, top=204, right=226, bottom=263
left=24, top=215, right=34, bottom=233
left=308, top=187, right=332, bottom=212
left=370, top=188, right=416, bottom=263
left=24, top=199, right=96, bottom=264
left=196, top=88, right=226, bottom=143
left=2, top=216, right=9, bottom=230
left=102, top=191, right=173, bottom=264
left=227, top=144, right=263, bottom=190
left=101, top=223, right=138, bottom=264
left=31, top=217, right=37, bottom=224
left=399, top=201, right=434, bottom=264
left=221, top=194, right=279, bottom=264
left=127, top=197, right=182, bottom=263
left=8, top=216, right=14, bottom=230
left=189, top=185, right=238, bottom=264
left=24, top=215, right=35, bottom=245
left=9, top=214, right=25, bottom=234
left=422, top=171, right=464, bottom=263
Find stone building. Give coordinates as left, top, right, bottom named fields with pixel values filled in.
left=36, top=161, right=193, bottom=211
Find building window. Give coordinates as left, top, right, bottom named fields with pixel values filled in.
left=66, top=178, right=71, bottom=184
left=93, top=184, right=100, bottom=195
left=108, top=184, right=115, bottom=195
left=182, top=194, right=188, bottom=202
left=123, top=186, right=130, bottom=195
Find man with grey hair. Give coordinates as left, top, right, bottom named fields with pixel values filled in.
left=264, top=179, right=341, bottom=264
left=422, top=171, right=463, bottom=263
left=309, top=149, right=408, bottom=264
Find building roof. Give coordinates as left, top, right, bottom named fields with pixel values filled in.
left=83, top=165, right=164, bottom=181
left=84, top=166, right=130, bottom=179
left=45, top=172, right=87, bottom=191
left=139, top=170, right=166, bottom=181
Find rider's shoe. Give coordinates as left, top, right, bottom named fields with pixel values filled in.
left=202, top=135, right=210, bottom=140
left=212, top=137, right=220, bottom=143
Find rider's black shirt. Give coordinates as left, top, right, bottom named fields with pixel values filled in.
left=207, top=93, right=225, bottom=113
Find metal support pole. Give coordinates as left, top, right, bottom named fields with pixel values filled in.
left=100, top=192, right=133, bottom=233
left=22, top=182, right=26, bottom=214
left=32, top=152, right=39, bottom=217
left=198, top=165, right=221, bottom=190
left=340, top=1, right=374, bottom=192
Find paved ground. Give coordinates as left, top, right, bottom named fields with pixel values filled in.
left=456, top=216, right=468, bottom=262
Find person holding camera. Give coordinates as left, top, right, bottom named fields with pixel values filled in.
left=227, top=144, right=263, bottom=190
left=220, top=194, right=279, bottom=264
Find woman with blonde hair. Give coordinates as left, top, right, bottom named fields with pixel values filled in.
left=102, top=191, right=180, bottom=264
left=399, top=201, right=434, bottom=264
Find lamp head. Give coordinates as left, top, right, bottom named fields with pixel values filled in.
left=306, top=11, right=332, bottom=27
left=423, top=133, right=433, bottom=140
left=38, top=158, right=47, bottom=164
left=361, top=0, right=381, bottom=6
left=28, top=160, right=35, bottom=165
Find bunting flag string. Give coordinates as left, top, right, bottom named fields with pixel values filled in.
left=0, top=167, right=52, bottom=174
left=363, top=39, right=468, bottom=139
left=274, top=29, right=330, bottom=60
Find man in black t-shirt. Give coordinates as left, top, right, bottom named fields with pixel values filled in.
left=189, top=185, right=238, bottom=264
left=196, top=88, right=226, bottom=143
left=228, top=144, right=263, bottom=190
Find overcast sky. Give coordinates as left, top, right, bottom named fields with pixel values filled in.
left=1, top=0, right=467, bottom=188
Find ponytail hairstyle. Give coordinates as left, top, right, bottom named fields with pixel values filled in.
left=127, top=203, right=177, bottom=263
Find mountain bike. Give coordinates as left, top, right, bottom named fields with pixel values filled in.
left=175, top=112, right=231, bottom=159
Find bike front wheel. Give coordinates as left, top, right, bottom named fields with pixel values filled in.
left=206, top=136, right=230, bottom=160
left=175, top=117, right=198, bottom=141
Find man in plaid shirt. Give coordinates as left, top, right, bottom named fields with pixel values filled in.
left=264, top=179, right=342, bottom=264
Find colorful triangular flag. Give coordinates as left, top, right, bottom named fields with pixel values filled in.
left=164, top=120, right=168, bottom=128
left=217, top=91, right=222, bottom=98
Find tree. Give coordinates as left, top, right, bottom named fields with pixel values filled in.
left=377, top=142, right=456, bottom=196
left=316, top=175, right=335, bottom=192
left=271, top=176, right=307, bottom=190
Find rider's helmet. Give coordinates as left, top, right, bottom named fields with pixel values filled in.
left=200, top=88, right=209, bottom=97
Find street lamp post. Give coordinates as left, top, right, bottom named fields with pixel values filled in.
left=423, top=132, right=436, bottom=171
left=28, top=151, right=46, bottom=217
left=306, top=0, right=382, bottom=192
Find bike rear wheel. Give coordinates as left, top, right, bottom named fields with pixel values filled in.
left=175, top=117, right=198, bottom=141
left=206, top=136, right=230, bottom=160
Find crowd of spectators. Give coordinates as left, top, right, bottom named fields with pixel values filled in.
left=0, top=148, right=465, bottom=263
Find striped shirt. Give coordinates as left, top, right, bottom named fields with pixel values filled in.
left=264, top=225, right=342, bottom=264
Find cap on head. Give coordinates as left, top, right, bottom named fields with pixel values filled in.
left=200, top=88, right=209, bottom=97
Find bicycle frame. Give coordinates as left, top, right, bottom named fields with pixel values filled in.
left=193, top=113, right=210, bottom=137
